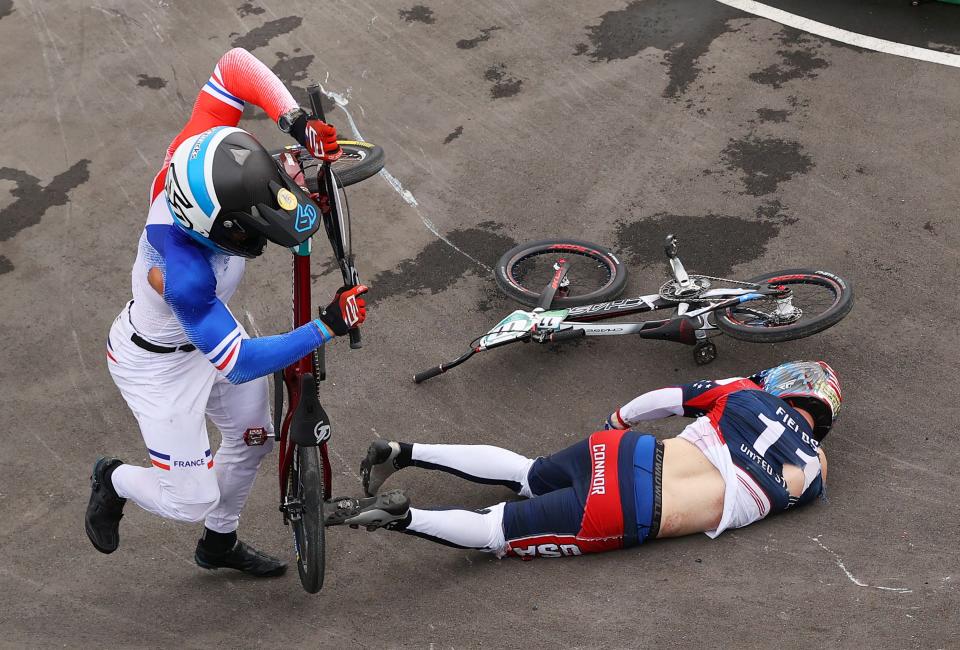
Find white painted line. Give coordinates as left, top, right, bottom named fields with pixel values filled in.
left=715, top=0, right=960, bottom=68
left=811, top=536, right=913, bottom=593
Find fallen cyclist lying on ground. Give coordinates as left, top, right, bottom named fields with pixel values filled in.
left=324, top=360, right=840, bottom=558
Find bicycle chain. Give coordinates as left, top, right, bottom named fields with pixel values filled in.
left=658, top=274, right=762, bottom=302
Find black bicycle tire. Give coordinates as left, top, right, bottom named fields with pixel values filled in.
left=495, top=239, right=628, bottom=308
left=270, top=140, right=385, bottom=189
left=289, top=445, right=326, bottom=593
left=715, top=269, right=853, bottom=343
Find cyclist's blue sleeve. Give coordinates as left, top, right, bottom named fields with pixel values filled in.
left=163, top=229, right=333, bottom=384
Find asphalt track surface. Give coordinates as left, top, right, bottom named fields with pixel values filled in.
left=2, top=1, right=959, bottom=648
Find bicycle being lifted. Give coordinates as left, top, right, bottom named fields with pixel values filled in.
left=268, top=85, right=384, bottom=593
left=415, top=235, right=853, bottom=382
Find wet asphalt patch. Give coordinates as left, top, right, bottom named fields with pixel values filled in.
left=457, top=26, right=501, bottom=50
left=367, top=222, right=516, bottom=306
left=0, top=160, right=91, bottom=274
left=720, top=136, right=813, bottom=196
left=265, top=51, right=335, bottom=114
left=755, top=108, right=790, bottom=123
left=484, top=63, right=523, bottom=99
left=576, top=0, right=740, bottom=98
left=614, top=213, right=783, bottom=278
left=443, top=126, right=464, bottom=144
left=136, top=74, right=166, bottom=89
left=399, top=5, right=435, bottom=24
left=236, top=2, right=264, bottom=18
left=750, top=28, right=830, bottom=89
left=231, top=16, right=303, bottom=51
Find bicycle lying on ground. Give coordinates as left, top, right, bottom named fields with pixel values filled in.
left=414, top=235, right=853, bottom=383
left=269, top=85, right=384, bottom=593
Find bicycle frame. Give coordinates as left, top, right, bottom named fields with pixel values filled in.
left=413, top=238, right=791, bottom=382
left=274, top=85, right=362, bottom=519
left=275, top=242, right=332, bottom=508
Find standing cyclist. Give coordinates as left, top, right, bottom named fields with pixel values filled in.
left=85, top=48, right=368, bottom=576
left=325, top=361, right=840, bottom=560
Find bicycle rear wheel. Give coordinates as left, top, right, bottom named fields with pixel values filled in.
left=288, top=444, right=327, bottom=593
left=271, top=140, right=385, bottom=189
left=495, top=239, right=628, bottom=308
left=715, top=269, right=853, bottom=343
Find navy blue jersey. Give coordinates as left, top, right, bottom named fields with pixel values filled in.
left=681, top=379, right=824, bottom=512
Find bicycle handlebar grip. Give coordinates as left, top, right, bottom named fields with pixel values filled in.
left=307, top=83, right=326, bottom=121
left=548, top=328, right=585, bottom=343
left=414, top=366, right=444, bottom=384
left=349, top=328, right=362, bottom=349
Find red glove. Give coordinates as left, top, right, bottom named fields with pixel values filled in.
left=304, top=119, right=342, bottom=162
left=319, top=285, right=368, bottom=336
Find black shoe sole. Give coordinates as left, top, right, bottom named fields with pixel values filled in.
left=85, top=457, right=124, bottom=554
left=85, top=519, right=118, bottom=555
left=193, top=557, right=288, bottom=577
left=361, top=440, right=397, bottom=497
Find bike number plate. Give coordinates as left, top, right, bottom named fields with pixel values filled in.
left=480, top=310, right=536, bottom=348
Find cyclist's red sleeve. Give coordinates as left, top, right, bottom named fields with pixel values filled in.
left=149, top=48, right=298, bottom=201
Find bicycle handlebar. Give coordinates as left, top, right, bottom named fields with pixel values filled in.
left=308, top=84, right=327, bottom=122
left=414, top=366, right=445, bottom=384
left=547, top=327, right=585, bottom=343
left=307, top=84, right=363, bottom=351
left=414, top=327, right=584, bottom=384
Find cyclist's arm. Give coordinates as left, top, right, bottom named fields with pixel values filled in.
left=163, top=229, right=332, bottom=385
left=606, top=376, right=763, bottom=428
left=150, top=47, right=299, bottom=201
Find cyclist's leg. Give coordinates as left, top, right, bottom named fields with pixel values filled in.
left=375, top=436, right=591, bottom=498
left=106, top=325, right=221, bottom=522
left=110, top=412, right=221, bottom=522
left=524, top=437, right=592, bottom=496
left=394, top=487, right=586, bottom=559
left=405, top=443, right=536, bottom=494
left=202, top=374, right=274, bottom=534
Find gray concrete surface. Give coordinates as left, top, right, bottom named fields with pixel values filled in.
left=2, top=0, right=959, bottom=647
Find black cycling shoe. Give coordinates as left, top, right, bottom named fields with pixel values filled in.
left=194, top=539, right=287, bottom=577
left=85, top=457, right=126, bottom=554
left=324, top=489, right=410, bottom=531
left=360, top=440, right=402, bottom=497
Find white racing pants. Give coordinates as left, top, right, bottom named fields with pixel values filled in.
left=106, top=309, right=273, bottom=533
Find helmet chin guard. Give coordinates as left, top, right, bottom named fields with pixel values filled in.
left=165, top=126, right=322, bottom=257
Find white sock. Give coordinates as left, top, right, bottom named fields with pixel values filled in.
left=403, top=503, right=507, bottom=556
left=411, top=444, right=536, bottom=497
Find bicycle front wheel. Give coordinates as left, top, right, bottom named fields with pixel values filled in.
left=715, top=269, right=853, bottom=343
left=288, top=445, right=327, bottom=593
left=270, top=140, right=385, bottom=189
left=495, top=239, right=627, bottom=308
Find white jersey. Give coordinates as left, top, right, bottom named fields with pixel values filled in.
left=678, top=417, right=767, bottom=537
left=128, top=196, right=245, bottom=346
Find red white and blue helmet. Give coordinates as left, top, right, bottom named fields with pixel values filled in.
left=164, top=126, right=321, bottom=258
left=761, top=360, right=842, bottom=441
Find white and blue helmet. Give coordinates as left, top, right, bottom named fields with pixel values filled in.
left=165, top=126, right=321, bottom=257
left=761, top=360, right=842, bottom=441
